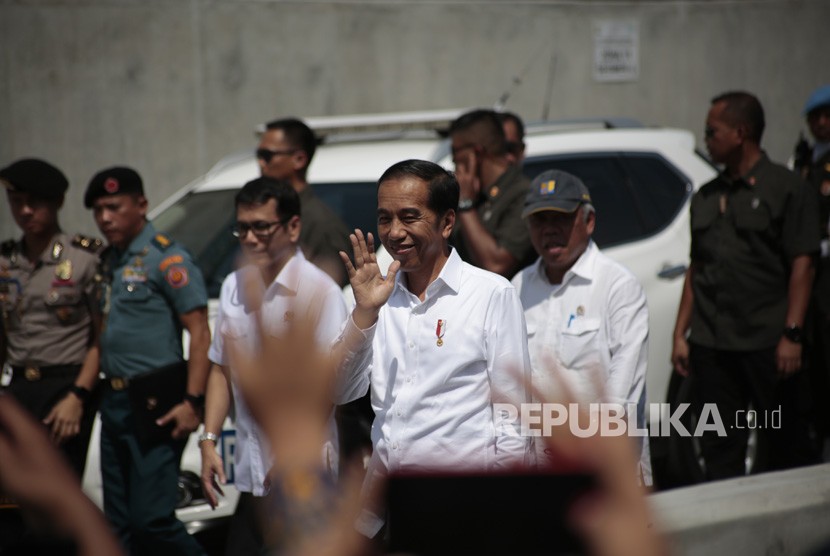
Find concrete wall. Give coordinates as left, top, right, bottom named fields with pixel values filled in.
left=1, top=0, right=828, bottom=239
left=651, top=463, right=830, bottom=555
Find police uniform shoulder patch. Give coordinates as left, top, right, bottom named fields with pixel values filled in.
left=152, top=234, right=173, bottom=251
left=1, top=239, right=15, bottom=258
left=72, top=234, right=104, bottom=253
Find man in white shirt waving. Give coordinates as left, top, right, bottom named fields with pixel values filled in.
left=334, top=159, right=530, bottom=536
left=511, top=170, right=651, bottom=484
left=199, top=177, right=347, bottom=554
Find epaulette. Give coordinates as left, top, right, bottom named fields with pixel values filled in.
left=151, top=233, right=173, bottom=251
left=1, top=239, right=16, bottom=258
left=72, top=234, right=104, bottom=254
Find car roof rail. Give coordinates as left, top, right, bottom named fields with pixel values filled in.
left=525, top=117, right=645, bottom=135
left=255, top=109, right=470, bottom=144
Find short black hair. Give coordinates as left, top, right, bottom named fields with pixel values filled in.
left=711, top=91, right=766, bottom=143
left=378, top=159, right=459, bottom=217
left=235, top=177, right=300, bottom=222
left=497, top=111, right=526, bottom=157
left=449, top=109, right=508, bottom=157
left=264, top=118, right=317, bottom=165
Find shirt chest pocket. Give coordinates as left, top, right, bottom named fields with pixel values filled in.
left=45, top=288, right=84, bottom=324
left=558, top=317, right=602, bottom=370
left=117, top=281, right=152, bottom=303
left=734, top=200, right=772, bottom=232
left=691, top=199, right=719, bottom=232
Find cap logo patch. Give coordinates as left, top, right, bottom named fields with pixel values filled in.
left=539, top=180, right=556, bottom=195
left=104, top=177, right=119, bottom=193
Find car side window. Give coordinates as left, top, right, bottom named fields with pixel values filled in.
left=522, top=153, right=690, bottom=248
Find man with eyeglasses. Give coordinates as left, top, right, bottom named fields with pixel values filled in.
left=200, top=177, right=347, bottom=555
left=671, top=91, right=820, bottom=479
left=256, top=118, right=351, bottom=287
left=85, top=166, right=211, bottom=555
left=449, top=109, right=536, bottom=279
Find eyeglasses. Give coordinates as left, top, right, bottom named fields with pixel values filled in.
left=255, top=148, right=297, bottom=164
left=231, top=220, right=283, bottom=238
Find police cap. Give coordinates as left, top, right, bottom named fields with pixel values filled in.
left=84, top=166, right=145, bottom=208
left=0, top=158, right=69, bottom=200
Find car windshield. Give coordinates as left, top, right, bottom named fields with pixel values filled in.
left=152, top=182, right=378, bottom=297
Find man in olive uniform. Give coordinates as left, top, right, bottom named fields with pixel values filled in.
left=800, top=85, right=830, bottom=451
left=671, top=92, right=820, bottom=479
left=0, top=158, right=101, bottom=481
left=449, top=109, right=536, bottom=279
left=257, top=117, right=351, bottom=286
left=85, top=166, right=210, bottom=555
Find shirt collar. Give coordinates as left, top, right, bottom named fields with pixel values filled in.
left=395, top=247, right=462, bottom=298
left=270, top=247, right=304, bottom=296
left=532, top=240, right=597, bottom=286
left=814, top=142, right=830, bottom=163
left=124, top=221, right=154, bottom=256
left=37, top=232, right=67, bottom=266
left=719, top=152, right=771, bottom=188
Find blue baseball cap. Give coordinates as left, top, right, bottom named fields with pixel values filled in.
left=804, top=85, right=830, bottom=115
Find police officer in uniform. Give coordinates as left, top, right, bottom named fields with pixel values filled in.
left=799, top=85, right=830, bottom=452
left=0, top=158, right=101, bottom=481
left=85, top=166, right=210, bottom=555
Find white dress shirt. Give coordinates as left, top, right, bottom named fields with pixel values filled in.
left=512, top=240, right=652, bottom=484
left=335, top=248, right=531, bottom=479
left=209, top=249, right=348, bottom=495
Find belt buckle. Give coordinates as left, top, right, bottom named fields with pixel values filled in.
left=110, top=377, right=127, bottom=391
left=24, top=366, right=41, bottom=381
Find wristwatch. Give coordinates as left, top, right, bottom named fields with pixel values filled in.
left=457, top=198, right=476, bottom=212
left=198, top=432, right=219, bottom=446
left=184, top=393, right=206, bottom=410
left=782, top=324, right=803, bottom=343
left=69, top=384, right=92, bottom=402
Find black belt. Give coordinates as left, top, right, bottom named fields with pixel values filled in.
left=10, top=364, right=82, bottom=382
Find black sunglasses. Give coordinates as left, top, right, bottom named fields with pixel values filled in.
left=255, top=148, right=297, bottom=164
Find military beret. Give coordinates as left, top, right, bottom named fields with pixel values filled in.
left=0, top=158, right=69, bottom=199
left=804, top=84, right=830, bottom=116
left=84, top=166, right=145, bottom=208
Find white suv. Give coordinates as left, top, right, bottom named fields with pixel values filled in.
left=83, top=110, right=717, bottom=528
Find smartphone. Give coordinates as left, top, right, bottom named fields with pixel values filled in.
left=386, top=470, right=596, bottom=555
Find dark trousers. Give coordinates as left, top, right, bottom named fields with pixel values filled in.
left=225, top=492, right=269, bottom=556
left=100, top=389, right=205, bottom=556
left=807, top=300, right=830, bottom=441
left=2, top=366, right=98, bottom=480
left=690, top=343, right=818, bottom=480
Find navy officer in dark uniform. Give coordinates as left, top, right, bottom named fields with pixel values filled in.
left=0, top=158, right=101, bottom=480
left=85, top=166, right=210, bottom=555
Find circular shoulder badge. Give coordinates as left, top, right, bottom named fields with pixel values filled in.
left=165, top=266, right=190, bottom=288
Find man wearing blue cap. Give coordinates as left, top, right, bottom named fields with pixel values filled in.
left=511, top=169, right=651, bottom=484
left=801, top=85, right=830, bottom=453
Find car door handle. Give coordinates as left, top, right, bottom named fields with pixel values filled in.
left=658, top=263, right=687, bottom=280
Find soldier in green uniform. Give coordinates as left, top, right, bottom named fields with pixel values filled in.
left=0, top=158, right=101, bottom=481
left=449, top=109, right=537, bottom=279
left=85, top=166, right=210, bottom=555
